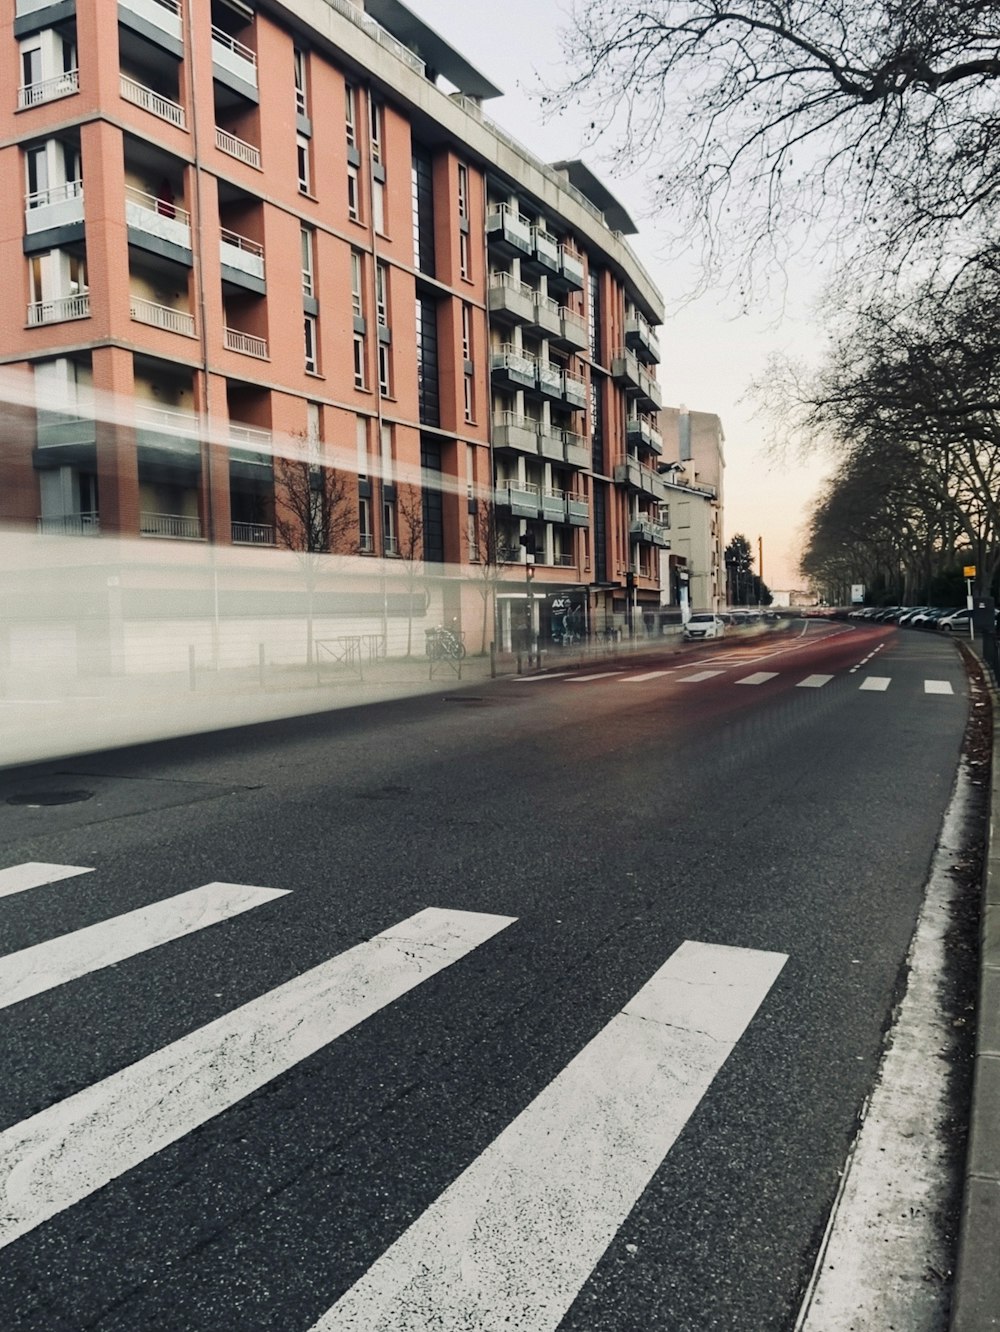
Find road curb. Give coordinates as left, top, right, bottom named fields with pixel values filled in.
left=951, top=647, right=1000, bottom=1331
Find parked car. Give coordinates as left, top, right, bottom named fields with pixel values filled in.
left=683, top=613, right=726, bottom=641
left=938, top=609, right=974, bottom=632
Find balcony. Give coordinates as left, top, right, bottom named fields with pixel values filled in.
left=562, top=429, right=590, bottom=470
left=495, top=480, right=542, bottom=518
left=611, top=347, right=643, bottom=392
left=120, top=0, right=182, bottom=46
left=625, top=312, right=661, bottom=364
left=615, top=459, right=667, bottom=500
left=566, top=495, right=590, bottom=526
left=526, top=226, right=560, bottom=276
left=630, top=517, right=670, bottom=548
left=541, top=487, right=566, bottom=521
left=488, top=273, right=534, bottom=325
left=562, top=370, right=587, bottom=411
left=537, top=423, right=564, bottom=462
left=36, top=414, right=96, bottom=450
left=27, top=293, right=90, bottom=326
left=536, top=361, right=563, bottom=400
left=25, top=179, right=84, bottom=234
left=216, top=126, right=261, bottom=169
left=231, top=521, right=273, bottom=545
left=526, top=292, right=561, bottom=340
left=125, top=185, right=192, bottom=251
left=140, top=510, right=202, bottom=539
left=229, top=423, right=272, bottom=464
left=490, top=345, right=536, bottom=392
left=220, top=228, right=265, bottom=285
left=211, top=25, right=258, bottom=94
left=637, top=365, right=663, bottom=411
left=552, top=308, right=588, bottom=353
left=492, top=411, right=540, bottom=457
left=18, top=69, right=79, bottom=110
left=553, top=244, right=585, bottom=292
left=485, top=204, right=532, bottom=257
left=120, top=74, right=186, bottom=128
left=135, top=404, right=200, bottom=459
left=37, top=511, right=100, bottom=536
left=130, top=296, right=195, bottom=336
left=225, top=327, right=268, bottom=359
left=626, top=416, right=663, bottom=457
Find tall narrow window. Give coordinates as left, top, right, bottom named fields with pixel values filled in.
left=293, top=48, right=307, bottom=116
left=369, top=97, right=383, bottom=163
left=345, top=84, right=357, bottom=147
left=353, top=333, right=366, bottom=389
left=304, top=314, right=318, bottom=373
left=411, top=147, right=436, bottom=276
left=296, top=134, right=311, bottom=193
left=359, top=497, right=372, bottom=551
left=347, top=164, right=360, bottom=221
left=350, top=252, right=363, bottom=319
left=356, top=414, right=368, bottom=479
left=373, top=179, right=385, bottom=234
left=459, top=231, right=470, bottom=280
left=300, top=226, right=314, bottom=297
left=457, top=164, right=469, bottom=219
left=25, top=145, right=49, bottom=204
left=415, top=294, right=440, bottom=426
left=461, top=303, right=472, bottom=361
left=375, top=263, right=388, bottom=327
left=463, top=373, right=474, bottom=423
left=378, top=341, right=391, bottom=397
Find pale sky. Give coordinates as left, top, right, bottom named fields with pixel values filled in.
left=408, top=0, right=832, bottom=590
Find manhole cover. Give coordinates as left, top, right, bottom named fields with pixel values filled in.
left=6, top=790, right=94, bottom=806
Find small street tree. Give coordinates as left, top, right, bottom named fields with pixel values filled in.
left=272, top=438, right=355, bottom=665
left=468, top=497, right=509, bottom=655
left=395, top=483, right=426, bottom=657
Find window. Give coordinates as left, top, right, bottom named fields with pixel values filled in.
left=304, top=314, right=318, bottom=373
left=461, top=303, right=472, bottom=361
left=359, top=497, right=372, bottom=551
left=293, top=48, right=307, bottom=116
left=378, top=341, right=391, bottom=397
left=345, top=84, right=357, bottom=147
left=373, top=180, right=385, bottom=234
left=300, top=227, right=314, bottom=297
left=375, top=263, right=388, bottom=327
left=25, top=145, right=49, bottom=203
left=68, top=252, right=87, bottom=296
left=350, top=252, right=363, bottom=319
left=459, top=230, right=470, bottom=280
left=356, top=415, right=368, bottom=479
left=353, top=333, right=366, bottom=389
left=411, top=147, right=435, bottom=276
left=382, top=497, right=397, bottom=555
left=296, top=134, right=310, bottom=193
left=369, top=97, right=382, bottom=163
left=458, top=163, right=469, bottom=219
left=21, top=44, right=42, bottom=91
left=347, top=164, right=360, bottom=221
left=463, top=373, right=474, bottom=423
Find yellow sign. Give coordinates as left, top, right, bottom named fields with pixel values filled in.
left=964, top=565, right=977, bottom=577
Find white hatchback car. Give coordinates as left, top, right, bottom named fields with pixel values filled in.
left=683, top=613, right=726, bottom=641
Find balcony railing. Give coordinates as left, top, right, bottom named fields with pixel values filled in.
left=224, top=327, right=268, bottom=359
left=125, top=185, right=192, bottom=251
left=359, top=532, right=374, bottom=553
left=229, top=424, right=272, bottom=450
left=25, top=179, right=84, bottom=233
left=130, top=296, right=195, bottom=336
left=231, top=521, right=273, bottom=545
left=220, top=227, right=265, bottom=280
left=140, top=511, right=203, bottom=539
left=120, top=74, right=186, bottom=128
left=25, top=179, right=82, bottom=210
left=383, top=534, right=399, bottom=556
left=120, top=0, right=182, bottom=42
left=37, top=511, right=100, bottom=536
left=18, top=70, right=79, bottom=109
left=27, top=293, right=90, bottom=326
left=211, top=25, right=258, bottom=88
left=322, top=0, right=426, bottom=76
left=216, top=126, right=261, bottom=169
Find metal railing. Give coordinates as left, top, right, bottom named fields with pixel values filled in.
left=215, top=127, right=261, bottom=169
left=139, top=511, right=202, bottom=539
left=135, top=404, right=197, bottom=432
left=211, top=25, right=256, bottom=67
left=37, top=511, right=100, bottom=535
left=120, top=74, right=185, bottom=127
left=220, top=226, right=264, bottom=259
left=18, top=70, right=79, bottom=109
left=25, top=179, right=83, bottom=210
left=125, top=184, right=190, bottom=227
left=383, top=535, right=399, bottom=556
left=359, top=533, right=374, bottom=553
left=130, top=297, right=195, bottom=336
left=322, top=0, right=426, bottom=76
left=229, top=424, right=272, bottom=449
left=27, top=293, right=90, bottom=326
left=224, top=327, right=268, bottom=359
left=231, top=521, right=273, bottom=544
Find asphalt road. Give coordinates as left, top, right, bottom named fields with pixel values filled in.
left=0, top=620, right=971, bottom=1331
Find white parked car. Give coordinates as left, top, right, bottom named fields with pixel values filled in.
left=683, top=613, right=726, bottom=641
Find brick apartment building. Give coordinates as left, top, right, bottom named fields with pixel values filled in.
left=0, top=0, right=722, bottom=662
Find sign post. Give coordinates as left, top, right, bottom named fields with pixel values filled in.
left=964, top=566, right=977, bottom=638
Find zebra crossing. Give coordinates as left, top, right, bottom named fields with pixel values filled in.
left=511, top=667, right=956, bottom=694
left=0, top=861, right=787, bottom=1331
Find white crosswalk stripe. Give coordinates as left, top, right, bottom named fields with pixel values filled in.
left=859, top=677, right=891, bottom=691
left=312, top=941, right=787, bottom=1332
left=566, top=671, right=624, bottom=682
left=0, top=862, right=93, bottom=900
left=0, top=881, right=288, bottom=1011
left=797, top=674, right=834, bottom=688
left=622, top=670, right=671, bottom=683
left=924, top=680, right=954, bottom=695
left=0, top=903, right=515, bottom=1250
left=677, top=670, right=725, bottom=683
left=736, top=672, right=779, bottom=686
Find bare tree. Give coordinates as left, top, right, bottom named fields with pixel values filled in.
left=395, top=484, right=426, bottom=657
left=549, top=1, right=1000, bottom=295
left=272, top=438, right=356, bottom=664
left=467, top=498, right=510, bottom=654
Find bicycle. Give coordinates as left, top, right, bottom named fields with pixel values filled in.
left=425, top=626, right=467, bottom=660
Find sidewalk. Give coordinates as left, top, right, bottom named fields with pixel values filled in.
left=951, top=640, right=1000, bottom=1331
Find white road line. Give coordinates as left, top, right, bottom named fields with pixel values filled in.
left=0, top=906, right=516, bottom=1250
left=509, top=673, right=572, bottom=682
left=924, top=680, right=954, bottom=695
left=0, top=882, right=289, bottom=1010
left=312, top=940, right=787, bottom=1332
left=622, top=671, right=671, bottom=683
left=566, top=672, right=623, bottom=682
left=735, top=672, right=779, bottom=686
left=677, top=670, right=725, bottom=683
left=797, top=675, right=834, bottom=689
left=0, top=863, right=93, bottom=901
left=859, top=677, right=891, bottom=692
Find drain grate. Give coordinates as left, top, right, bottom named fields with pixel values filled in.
left=6, top=790, right=94, bottom=807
